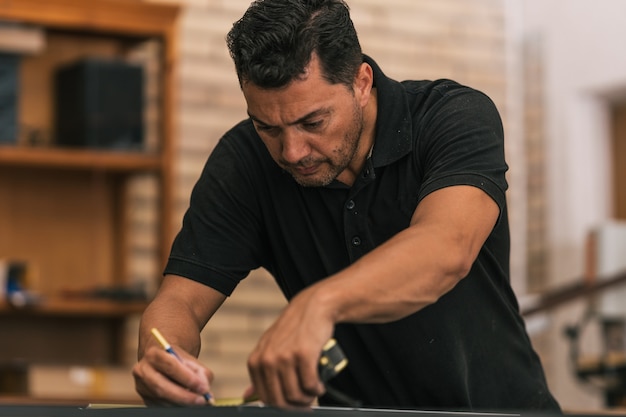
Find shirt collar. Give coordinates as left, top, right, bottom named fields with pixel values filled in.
left=363, top=55, right=413, bottom=168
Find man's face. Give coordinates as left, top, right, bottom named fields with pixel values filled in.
left=243, top=56, right=366, bottom=187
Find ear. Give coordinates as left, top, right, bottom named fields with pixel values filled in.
left=354, top=63, right=374, bottom=108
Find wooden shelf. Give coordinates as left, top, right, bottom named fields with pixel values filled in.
left=0, top=0, right=179, bottom=38
left=0, top=297, right=148, bottom=318
left=0, top=145, right=162, bottom=172
left=0, top=296, right=149, bottom=365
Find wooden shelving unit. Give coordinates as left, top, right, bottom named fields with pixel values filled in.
left=0, top=0, right=179, bottom=371
left=0, top=146, right=162, bottom=171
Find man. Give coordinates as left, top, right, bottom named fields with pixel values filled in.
left=133, top=0, right=561, bottom=412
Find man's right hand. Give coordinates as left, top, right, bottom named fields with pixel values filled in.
left=133, top=344, right=214, bottom=406
left=133, top=275, right=227, bottom=405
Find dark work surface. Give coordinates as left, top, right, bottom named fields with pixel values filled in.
left=0, top=405, right=596, bottom=417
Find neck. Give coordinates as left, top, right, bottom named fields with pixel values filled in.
left=339, top=89, right=378, bottom=186
left=362, top=88, right=378, bottom=157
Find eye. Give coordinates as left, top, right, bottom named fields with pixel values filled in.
left=303, top=120, right=323, bottom=131
left=255, top=123, right=279, bottom=135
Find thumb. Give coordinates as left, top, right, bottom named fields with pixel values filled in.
left=242, top=385, right=259, bottom=403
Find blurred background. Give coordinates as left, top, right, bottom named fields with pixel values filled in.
left=1, top=0, right=626, bottom=413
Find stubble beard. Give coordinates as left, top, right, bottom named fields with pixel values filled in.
left=290, top=103, right=364, bottom=188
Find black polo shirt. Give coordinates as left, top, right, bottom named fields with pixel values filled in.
left=165, top=56, right=560, bottom=411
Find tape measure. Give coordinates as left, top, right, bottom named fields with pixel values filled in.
left=318, top=338, right=348, bottom=383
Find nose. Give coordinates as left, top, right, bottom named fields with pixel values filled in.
left=281, top=128, right=310, bottom=164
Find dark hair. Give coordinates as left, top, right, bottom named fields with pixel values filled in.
left=226, top=0, right=362, bottom=89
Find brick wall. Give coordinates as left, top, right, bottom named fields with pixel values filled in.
left=139, top=0, right=511, bottom=401
left=524, top=34, right=548, bottom=293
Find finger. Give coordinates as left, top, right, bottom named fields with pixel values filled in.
left=283, top=348, right=325, bottom=407
left=134, top=362, right=207, bottom=406
left=154, top=378, right=208, bottom=406
left=257, top=350, right=318, bottom=408
left=179, top=356, right=214, bottom=396
left=242, top=385, right=257, bottom=402
left=281, top=360, right=317, bottom=407
left=247, top=357, right=270, bottom=405
left=155, top=350, right=211, bottom=399
left=297, top=352, right=325, bottom=399
left=136, top=349, right=211, bottom=406
left=134, top=375, right=181, bottom=408
left=248, top=349, right=285, bottom=407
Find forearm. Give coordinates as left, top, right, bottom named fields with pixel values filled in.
left=314, top=223, right=468, bottom=324
left=137, top=275, right=227, bottom=360
left=138, top=296, right=203, bottom=359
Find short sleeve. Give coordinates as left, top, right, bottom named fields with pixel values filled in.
left=416, top=84, right=509, bottom=214
left=164, top=124, right=268, bottom=296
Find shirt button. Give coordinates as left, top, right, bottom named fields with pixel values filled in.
left=346, top=200, right=355, bottom=210
left=351, top=236, right=362, bottom=246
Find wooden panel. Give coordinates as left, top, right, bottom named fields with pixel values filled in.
left=0, top=146, right=161, bottom=171
left=0, top=298, right=147, bottom=365
left=0, top=167, right=118, bottom=295
left=0, top=298, right=147, bottom=317
left=0, top=0, right=179, bottom=38
left=0, top=315, right=125, bottom=365
left=612, top=103, right=626, bottom=220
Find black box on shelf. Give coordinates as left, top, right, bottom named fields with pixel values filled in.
left=54, top=58, right=144, bottom=149
left=0, top=53, right=19, bottom=144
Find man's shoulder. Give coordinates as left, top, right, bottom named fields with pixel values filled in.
left=207, top=118, right=283, bottom=183
left=400, top=78, right=481, bottom=99
left=398, top=78, right=498, bottom=123
left=222, top=118, right=257, bottom=142
left=215, top=118, right=268, bottom=156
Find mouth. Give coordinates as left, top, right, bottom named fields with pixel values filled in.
left=293, top=164, right=320, bottom=176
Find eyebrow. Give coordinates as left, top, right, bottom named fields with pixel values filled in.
left=247, top=107, right=331, bottom=128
